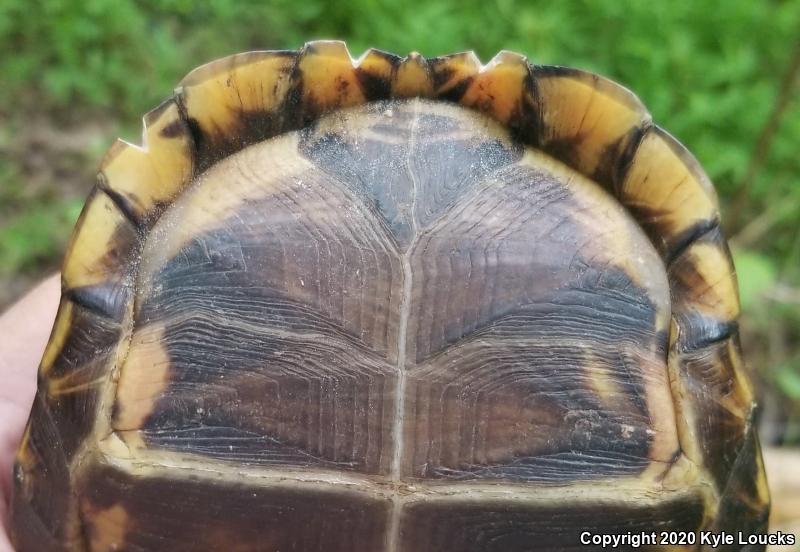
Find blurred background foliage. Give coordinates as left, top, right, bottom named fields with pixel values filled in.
left=0, top=0, right=799, bottom=445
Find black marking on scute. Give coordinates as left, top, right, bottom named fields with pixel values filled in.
left=159, top=119, right=185, bottom=138
left=178, top=55, right=301, bottom=173
left=542, top=136, right=584, bottom=176
left=507, top=69, right=541, bottom=147
left=589, top=133, right=628, bottom=191
left=291, top=55, right=368, bottom=130
left=669, top=223, right=731, bottom=272
left=612, top=120, right=651, bottom=194
left=184, top=116, right=205, bottom=162
left=66, top=283, right=129, bottom=323
left=429, top=59, right=456, bottom=89
left=69, top=186, right=142, bottom=286
left=97, top=178, right=144, bottom=230
left=665, top=218, right=720, bottom=266
left=283, top=66, right=305, bottom=119
left=402, top=492, right=706, bottom=552
left=533, top=64, right=585, bottom=79
left=669, top=224, right=738, bottom=352
left=437, top=76, right=474, bottom=103
left=590, top=130, right=635, bottom=190
left=193, top=108, right=293, bottom=173
left=355, top=51, right=398, bottom=101
left=675, top=316, right=738, bottom=352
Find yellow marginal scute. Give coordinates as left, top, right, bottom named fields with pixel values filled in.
left=62, top=190, right=138, bottom=290
left=672, top=242, right=741, bottom=322
left=393, top=53, right=433, bottom=98
left=430, top=52, right=481, bottom=96
left=39, top=299, right=74, bottom=375
left=100, top=100, right=193, bottom=223
left=535, top=69, right=649, bottom=178
left=461, top=51, right=530, bottom=124
left=356, top=48, right=396, bottom=82
left=621, top=127, right=719, bottom=246
left=179, top=50, right=297, bottom=140
left=298, top=40, right=365, bottom=110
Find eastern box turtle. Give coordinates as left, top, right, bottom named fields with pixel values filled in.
left=9, top=41, right=769, bottom=551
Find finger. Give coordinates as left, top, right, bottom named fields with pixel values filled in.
left=0, top=274, right=61, bottom=545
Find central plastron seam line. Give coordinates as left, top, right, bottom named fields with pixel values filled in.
left=386, top=98, right=422, bottom=552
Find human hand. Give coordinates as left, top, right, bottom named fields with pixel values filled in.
left=0, top=275, right=61, bottom=552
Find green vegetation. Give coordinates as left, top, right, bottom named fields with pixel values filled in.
left=1, top=0, right=799, bottom=442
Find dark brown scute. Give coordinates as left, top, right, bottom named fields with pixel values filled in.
left=80, top=464, right=391, bottom=552
left=404, top=265, right=659, bottom=481
left=40, top=301, right=120, bottom=456
left=132, top=158, right=403, bottom=473
left=401, top=493, right=706, bottom=552
left=10, top=395, right=74, bottom=550
left=680, top=339, right=754, bottom=490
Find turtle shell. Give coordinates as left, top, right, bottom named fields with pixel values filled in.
left=10, top=41, right=769, bottom=551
